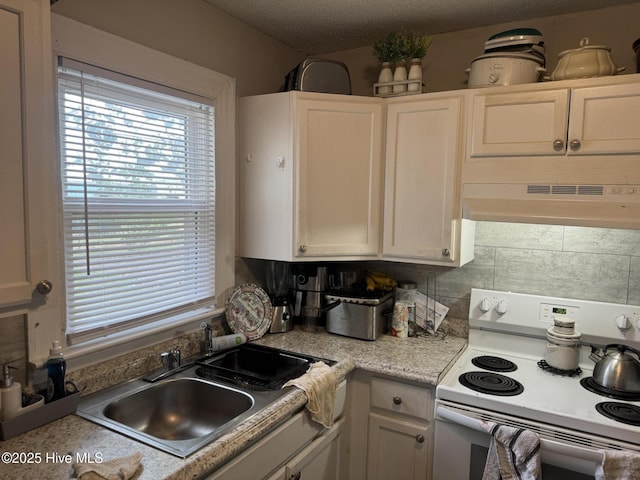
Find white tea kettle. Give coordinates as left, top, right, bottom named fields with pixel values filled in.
left=589, top=344, right=640, bottom=393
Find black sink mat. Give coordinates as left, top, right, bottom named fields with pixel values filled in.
left=195, top=344, right=334, bottom=391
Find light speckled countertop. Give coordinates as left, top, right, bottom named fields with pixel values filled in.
left=0, top=329, right=466, bottom=480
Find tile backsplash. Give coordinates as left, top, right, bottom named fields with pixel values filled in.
left=360, top=222, right=640, bottom=328
left=239, top=222, right=640, bottom=336
left=0, top=315, right=28, bottom=385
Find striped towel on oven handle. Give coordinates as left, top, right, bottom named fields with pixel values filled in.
left=482, top=421, right=542, bottom=480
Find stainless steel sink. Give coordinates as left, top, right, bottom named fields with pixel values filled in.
left=77, top=366, right=290, bottom=457
left=103, top=378, right=254, bottom=441
left=77, top=344, right=335, bottom=457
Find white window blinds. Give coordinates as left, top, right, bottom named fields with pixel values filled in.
left=58, top=59, right=216, bottom=345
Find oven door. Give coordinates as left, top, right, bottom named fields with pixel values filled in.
left=434, top=400, right=636, bottom=480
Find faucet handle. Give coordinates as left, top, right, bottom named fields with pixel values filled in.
left=170, top=346, right=181, bottom=366
left=160, top=347, right=181, bottom=370
left=160, top=351, right=170, bottom=368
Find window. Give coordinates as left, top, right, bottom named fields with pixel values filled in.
left=58, top=59, right=216, bottom=345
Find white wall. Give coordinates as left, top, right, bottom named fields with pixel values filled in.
left=51, top=0, right=304, bottom=96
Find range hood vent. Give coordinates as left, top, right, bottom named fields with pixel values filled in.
left=526, top=184, right=605, bottom=196
left=463, top=183, right=640, bottom=230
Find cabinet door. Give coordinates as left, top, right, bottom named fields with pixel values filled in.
left=382, top=96, right=464, bottom=263
left=469, top=89, right=570, bottom=157
left=295, top=96, right=383, bottom=258
left=281, top=417, right=345, bottom=480
left=0, top=0, right=55, bottom=307
left=367, top=412, right=431, bottom=480
left=568, top=82, right=640, bottom=156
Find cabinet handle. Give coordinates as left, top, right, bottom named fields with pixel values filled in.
left=298, top=245, right=307, bottom=254
left=416, top=434, right=425, bottom=443
left=441, top=249, right=450, bottom=257
left=553, top=139, right=565, bottom=151
left=569, top=139, right=581, bottom=151
left=393, top=396, right=402, bottom=405
left=36, top=280, right=53, bottom=295
left=290, top=471, right=301, bottom=480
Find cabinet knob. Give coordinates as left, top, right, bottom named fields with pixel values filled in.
left=290, top=471, right=301, bottom=480
left=569, top=139, right=581, bottom=151
left=441, top=249, right=450, bottom=257
left=416, top=434, right=425, bottom=443
left=393, top=396, right=402, bottom=405
left=553, top=139, right=565, bottom=151
left=298, top=245, right=307, bottom=254
left=36, top=280, right=53, bottom=295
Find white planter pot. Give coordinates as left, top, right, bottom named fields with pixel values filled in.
left=377, top=62, right=393, bottom=94
left=407, top=58, right=422, bottom=92
left=393, top=62, right=407, bottom=93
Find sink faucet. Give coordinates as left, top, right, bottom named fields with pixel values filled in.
left=201, top=322, right=214, bottom=356
left=143, top=346, right=184, bottom=383
left=161, top=346, right=181, bottom=371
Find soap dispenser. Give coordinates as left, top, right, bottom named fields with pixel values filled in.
left=46, top=341, right=66, bottom=402
left=0, top=365, right=22, bottom=422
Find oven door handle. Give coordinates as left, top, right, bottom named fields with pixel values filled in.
left=436, top=405, right=604, bottom=464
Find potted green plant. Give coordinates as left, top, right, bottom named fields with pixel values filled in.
left=373, top=32, right=403, bottom=64
left=403, top=33, right=434, bottom=93
left=403, top=33, right=434, bottom=61
left=373, top=32, right=403, bottom=94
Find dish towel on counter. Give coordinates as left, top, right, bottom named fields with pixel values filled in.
left=482, top=421, right=541, bottom=480
left=283, top=361, right=336, bottom=428
left=596, top=449, right=640, bottom=480
left=73, top=452, right=142, bottom=480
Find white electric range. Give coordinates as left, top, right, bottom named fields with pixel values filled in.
left=433, top=288, right=640, bottom=480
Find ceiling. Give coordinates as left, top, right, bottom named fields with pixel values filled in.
left=203, top=0, right=639, bottom=54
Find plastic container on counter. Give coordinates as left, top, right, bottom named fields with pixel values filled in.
left=395, top=281, right=417, bottom=304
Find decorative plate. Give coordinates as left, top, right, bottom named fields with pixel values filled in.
left=225, top=284, right=273, bottom=340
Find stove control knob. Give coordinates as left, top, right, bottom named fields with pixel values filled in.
left=615, top=314, right=631, bottom=331
left=496, top=300, right=508, bottom=315
left=479, top=298, right=492, bottom=312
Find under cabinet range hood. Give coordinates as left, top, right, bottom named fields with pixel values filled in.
left=462, top=183, right=640, bottom=229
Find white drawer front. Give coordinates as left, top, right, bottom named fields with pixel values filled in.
left=370, top=377, right=433, bottom=420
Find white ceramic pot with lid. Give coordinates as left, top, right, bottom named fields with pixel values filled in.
left=545, top=315, right=581, bottom=371
left=547, top=37, right=626, bottom=81
left=466, top=51, right=546, bottom=88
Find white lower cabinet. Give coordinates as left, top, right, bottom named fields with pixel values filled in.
left=367, top=413, right=430, bottom=480
left=207, top=381, right=346, bottom=480
left=345, top=371, right=434, bottom=480
left=367, top=377, right=433, bottom=480
left=267, top=417, right=345, bottom=480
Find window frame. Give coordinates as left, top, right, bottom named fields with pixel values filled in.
left=48, top=13, right=235, bottom=365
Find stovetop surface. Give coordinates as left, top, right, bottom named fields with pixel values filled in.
left=436, top=288, right=640, bottom=446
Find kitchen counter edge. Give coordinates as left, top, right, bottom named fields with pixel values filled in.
left=0, top=329, right=466, bottom=480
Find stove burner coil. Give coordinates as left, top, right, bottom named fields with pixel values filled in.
left=580, top=377, right=640, bottom=402
left=472, top=355, right=517, bottom=372
left=595, top=402, right=640, bottom=426
left=459, top=371, right=524, bottom=396
left=537, top=359, right=582, bottom=377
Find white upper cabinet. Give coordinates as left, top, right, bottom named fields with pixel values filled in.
left=469, top=88, right=570, bottom=157
left=0, top=0, right=56, bottom=308
left=239, top=91, right=384, bottom=261
left=469, top=79, right=640, bottom=159
left=382, top=93, right=474, bottom=266
left=568, top=82, right=640, bottom=156
left=464, top=75, right=640, bottom=186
